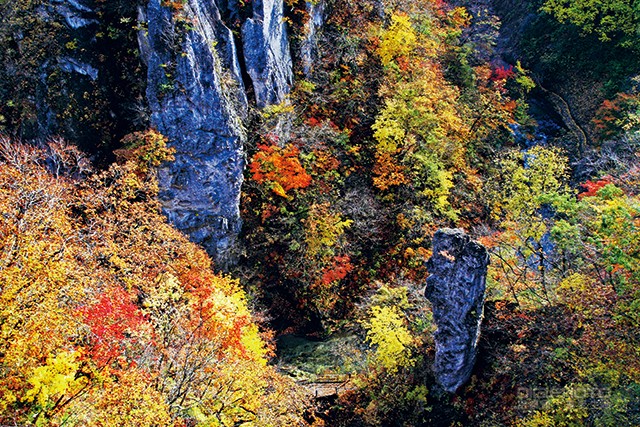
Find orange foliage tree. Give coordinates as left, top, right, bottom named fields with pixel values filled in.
left=249, top=139, right=312, bottom=198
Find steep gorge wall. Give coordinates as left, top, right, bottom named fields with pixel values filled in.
left=138, top=0, right=293, bottom=265
left=16, top=0, right=299, bottom=265
left=12, top=0, right=324, bottom=266
left=1, top=0, right=147, bottom=158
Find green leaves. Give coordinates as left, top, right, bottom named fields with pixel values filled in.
left=491, top=146, right=574, bottom=222
left=541, top=0, right=640, bottom=46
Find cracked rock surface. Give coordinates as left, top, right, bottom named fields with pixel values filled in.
left=425, top=228, right=489, bottom=393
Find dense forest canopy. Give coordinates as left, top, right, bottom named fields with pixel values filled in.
left=1, top=0, right=639, bottom=425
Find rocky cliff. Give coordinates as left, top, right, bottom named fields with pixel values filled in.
left=242, top=0, right=293, bottom=107
left=300, top=1, right=325, bottom=77
left=425, top=228, right=489, bottom=393
left=139, top=0, right=248, bottom=266
left=37, top=0, right=100, bottom=143
left=139, top=0, right=293, bottom=265
left=5, top=0, right=293, bottom=265
left=3, top=0, right=146, bottom=157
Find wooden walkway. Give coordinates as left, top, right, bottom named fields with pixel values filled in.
left=299, top=373, right=354, bottom=398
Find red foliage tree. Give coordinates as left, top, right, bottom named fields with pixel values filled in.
left=578, top=176, right=613, bottom=199
left=79, top=287, right=148, bottom=366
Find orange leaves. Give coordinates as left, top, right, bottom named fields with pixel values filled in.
left=0, top=138, right=307, bottom=426
left=593, top=92, right=640, bottom=139
left=249, top=142, right=312, bottom=198
left=578, top=176, right=613, bottom=199
left=320, top=255, right=354, bottom=285
left=372, top=151, right=409, bottom=191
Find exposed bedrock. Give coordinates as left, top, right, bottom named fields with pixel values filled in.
left=300, top=0, right=326, bottom=77
left=139, top=0, right=293, bottom=266
left=425, top=228, right=490, bottom=393
left=140, top=0, right=248, bottom=267
left=241, top=0, right=293, bottom=108
left=34, top=0, right=101, bottom=148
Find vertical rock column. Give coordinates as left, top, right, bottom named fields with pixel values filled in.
left=241, top=0, right=293, bottom=108
left=300, top=0, right=325, bottom=78
left=140, top=0, right=247, bottom=267
left=425, top=228, right=489, bottom=393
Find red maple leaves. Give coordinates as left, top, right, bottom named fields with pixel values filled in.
left=79, top=287, right=148, bottom=366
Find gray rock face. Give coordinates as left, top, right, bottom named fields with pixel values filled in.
left=242, top=0, right=293, bottom=107
left=35, top=0, right=98, bottom=137
left=49, top=0, right=98, bottom=29
left=300, top=0, right=325, bottom=77
left=140, top=0, right=248, bottom=266
left=425, top=228, right=489, bottom=393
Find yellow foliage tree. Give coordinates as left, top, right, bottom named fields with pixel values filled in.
left=377, top=13, right=417, bottom=67
left=362, top=305, right=415, bottom=373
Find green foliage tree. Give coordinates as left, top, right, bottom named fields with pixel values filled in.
left=541, top=0, right=640, bottom=46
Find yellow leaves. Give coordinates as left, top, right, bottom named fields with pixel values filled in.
left=412, top=153, right=456, bottom=216
left=304, top=202, right=352, bottom=260
left=241, top=324, right=270, bottom=365
left=75, top=368, right=171, bottom=427
left=23, top=350, right=86, bottom=406
left=515, top=61, right=536, bottom=93
left=118, top=129, right=175, bottom=174
left=492, top=146, right=573, bottom=223
left=447, top=6, right=471, bottom=29
left=371, top=100, right=407, bottom=153
left=557, top=273, right=596, bottom=316
left=261, top=101, right=295, bottom=120
left=362, top=305, right=414, bottom=373
left=0, top=139, right=307, bottom=426
left=371, top=15, right=468, bottom=207
left=270, top=181, right=288, bottom=198
left=377, top=13, right=417, bottom=67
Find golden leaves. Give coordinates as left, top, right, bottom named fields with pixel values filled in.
left=0, top=138, right=307, bottom=426
left=377, top=13, right=417, bottom=67
left=362, top=306, right=414, bottom=373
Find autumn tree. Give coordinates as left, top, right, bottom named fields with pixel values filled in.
left=516, top=177, right=640, bottom=426
left=0, top=135, right=308, bottom=426
left=486, top=146, right=577, bottom=306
